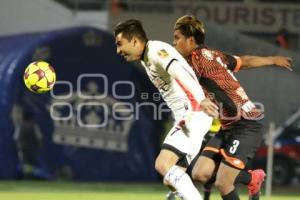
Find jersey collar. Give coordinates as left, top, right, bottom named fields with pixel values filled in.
left=188, top=44, right=207, bottom=61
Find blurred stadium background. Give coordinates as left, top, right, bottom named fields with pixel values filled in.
left=0, top=0, right=299, bottom=199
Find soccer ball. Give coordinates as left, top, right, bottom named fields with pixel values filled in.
left=23, top=61, right=56, bottom=93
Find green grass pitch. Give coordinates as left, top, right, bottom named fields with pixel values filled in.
left=0, top=181, right=298, bottom=200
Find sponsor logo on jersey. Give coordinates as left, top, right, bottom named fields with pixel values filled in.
left=158, top=49, right=169, bottom=58
left=201, top=49, right=214, bottom=60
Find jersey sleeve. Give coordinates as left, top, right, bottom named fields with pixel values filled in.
left=225, top=54, right=242, bottom=72
left=167, top=59, right=206, bottom=109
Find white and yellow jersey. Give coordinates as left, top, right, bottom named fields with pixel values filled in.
left=140, top=40, right=206, bottom=121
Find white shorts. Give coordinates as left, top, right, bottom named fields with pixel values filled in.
left=162, top=111, right=213, bottom=165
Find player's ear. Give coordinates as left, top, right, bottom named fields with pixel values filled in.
left=132, top=36, right=138, bottom=46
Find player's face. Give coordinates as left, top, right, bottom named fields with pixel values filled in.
left=115, top=33, right=140, bottom=62
left=173, top=30, right=193, bottom=58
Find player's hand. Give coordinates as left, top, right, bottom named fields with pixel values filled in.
left=273, top=56, right=293, bottom=71
left=200, top=98, right=219, bottom=118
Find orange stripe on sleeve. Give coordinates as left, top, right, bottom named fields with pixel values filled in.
left=233, top=56, right=242, bottom=72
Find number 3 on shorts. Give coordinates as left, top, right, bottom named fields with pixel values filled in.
left=229, top=140, right=240, bottom=154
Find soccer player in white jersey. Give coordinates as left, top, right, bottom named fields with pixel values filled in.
left=114, top=19, right=218, bottom=200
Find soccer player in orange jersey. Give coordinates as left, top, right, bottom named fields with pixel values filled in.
left=172, top=15, right=292, bottom=200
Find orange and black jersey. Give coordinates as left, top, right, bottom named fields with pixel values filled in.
left=188, top=46, right=263, bottom=129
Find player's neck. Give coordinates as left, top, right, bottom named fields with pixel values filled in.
left=195, top=44, right=206, bottom=49
left=140, top=40, right=149, bottom=61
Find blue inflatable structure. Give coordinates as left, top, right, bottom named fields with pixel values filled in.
left=0, top=27, right=167, bottom=181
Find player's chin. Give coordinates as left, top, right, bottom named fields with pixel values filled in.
left=125, top=56, right=137, bottom=62
left=125, top=57, right=132, bottom=61
left=122, top=55, right=130, bottom=61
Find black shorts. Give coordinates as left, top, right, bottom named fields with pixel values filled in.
left=201, top=119, right=264, bottom=170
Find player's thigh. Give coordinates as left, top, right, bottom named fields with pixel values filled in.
left=155, top=149, right=181, bottom=175
left=215, top=162, right=240, bottom=188
left=192, top=155, right=216, bottom=182
left=191, top=133, right=224, bottom=181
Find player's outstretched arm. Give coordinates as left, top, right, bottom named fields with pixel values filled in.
left=240, top=56, right=293, bottom=71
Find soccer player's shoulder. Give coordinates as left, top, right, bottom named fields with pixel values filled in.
left=149, top=40, right=175, bottom=59
left=149, top=40, right=173, bottom=52
left=197, top=48, right=216, bottom=60
left=150, top=40, right=171, bottom=48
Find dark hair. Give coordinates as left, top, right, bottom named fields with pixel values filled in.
left=114, top=19, right=148, bottom=43
left=174, top=15, right=205, bottom=45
